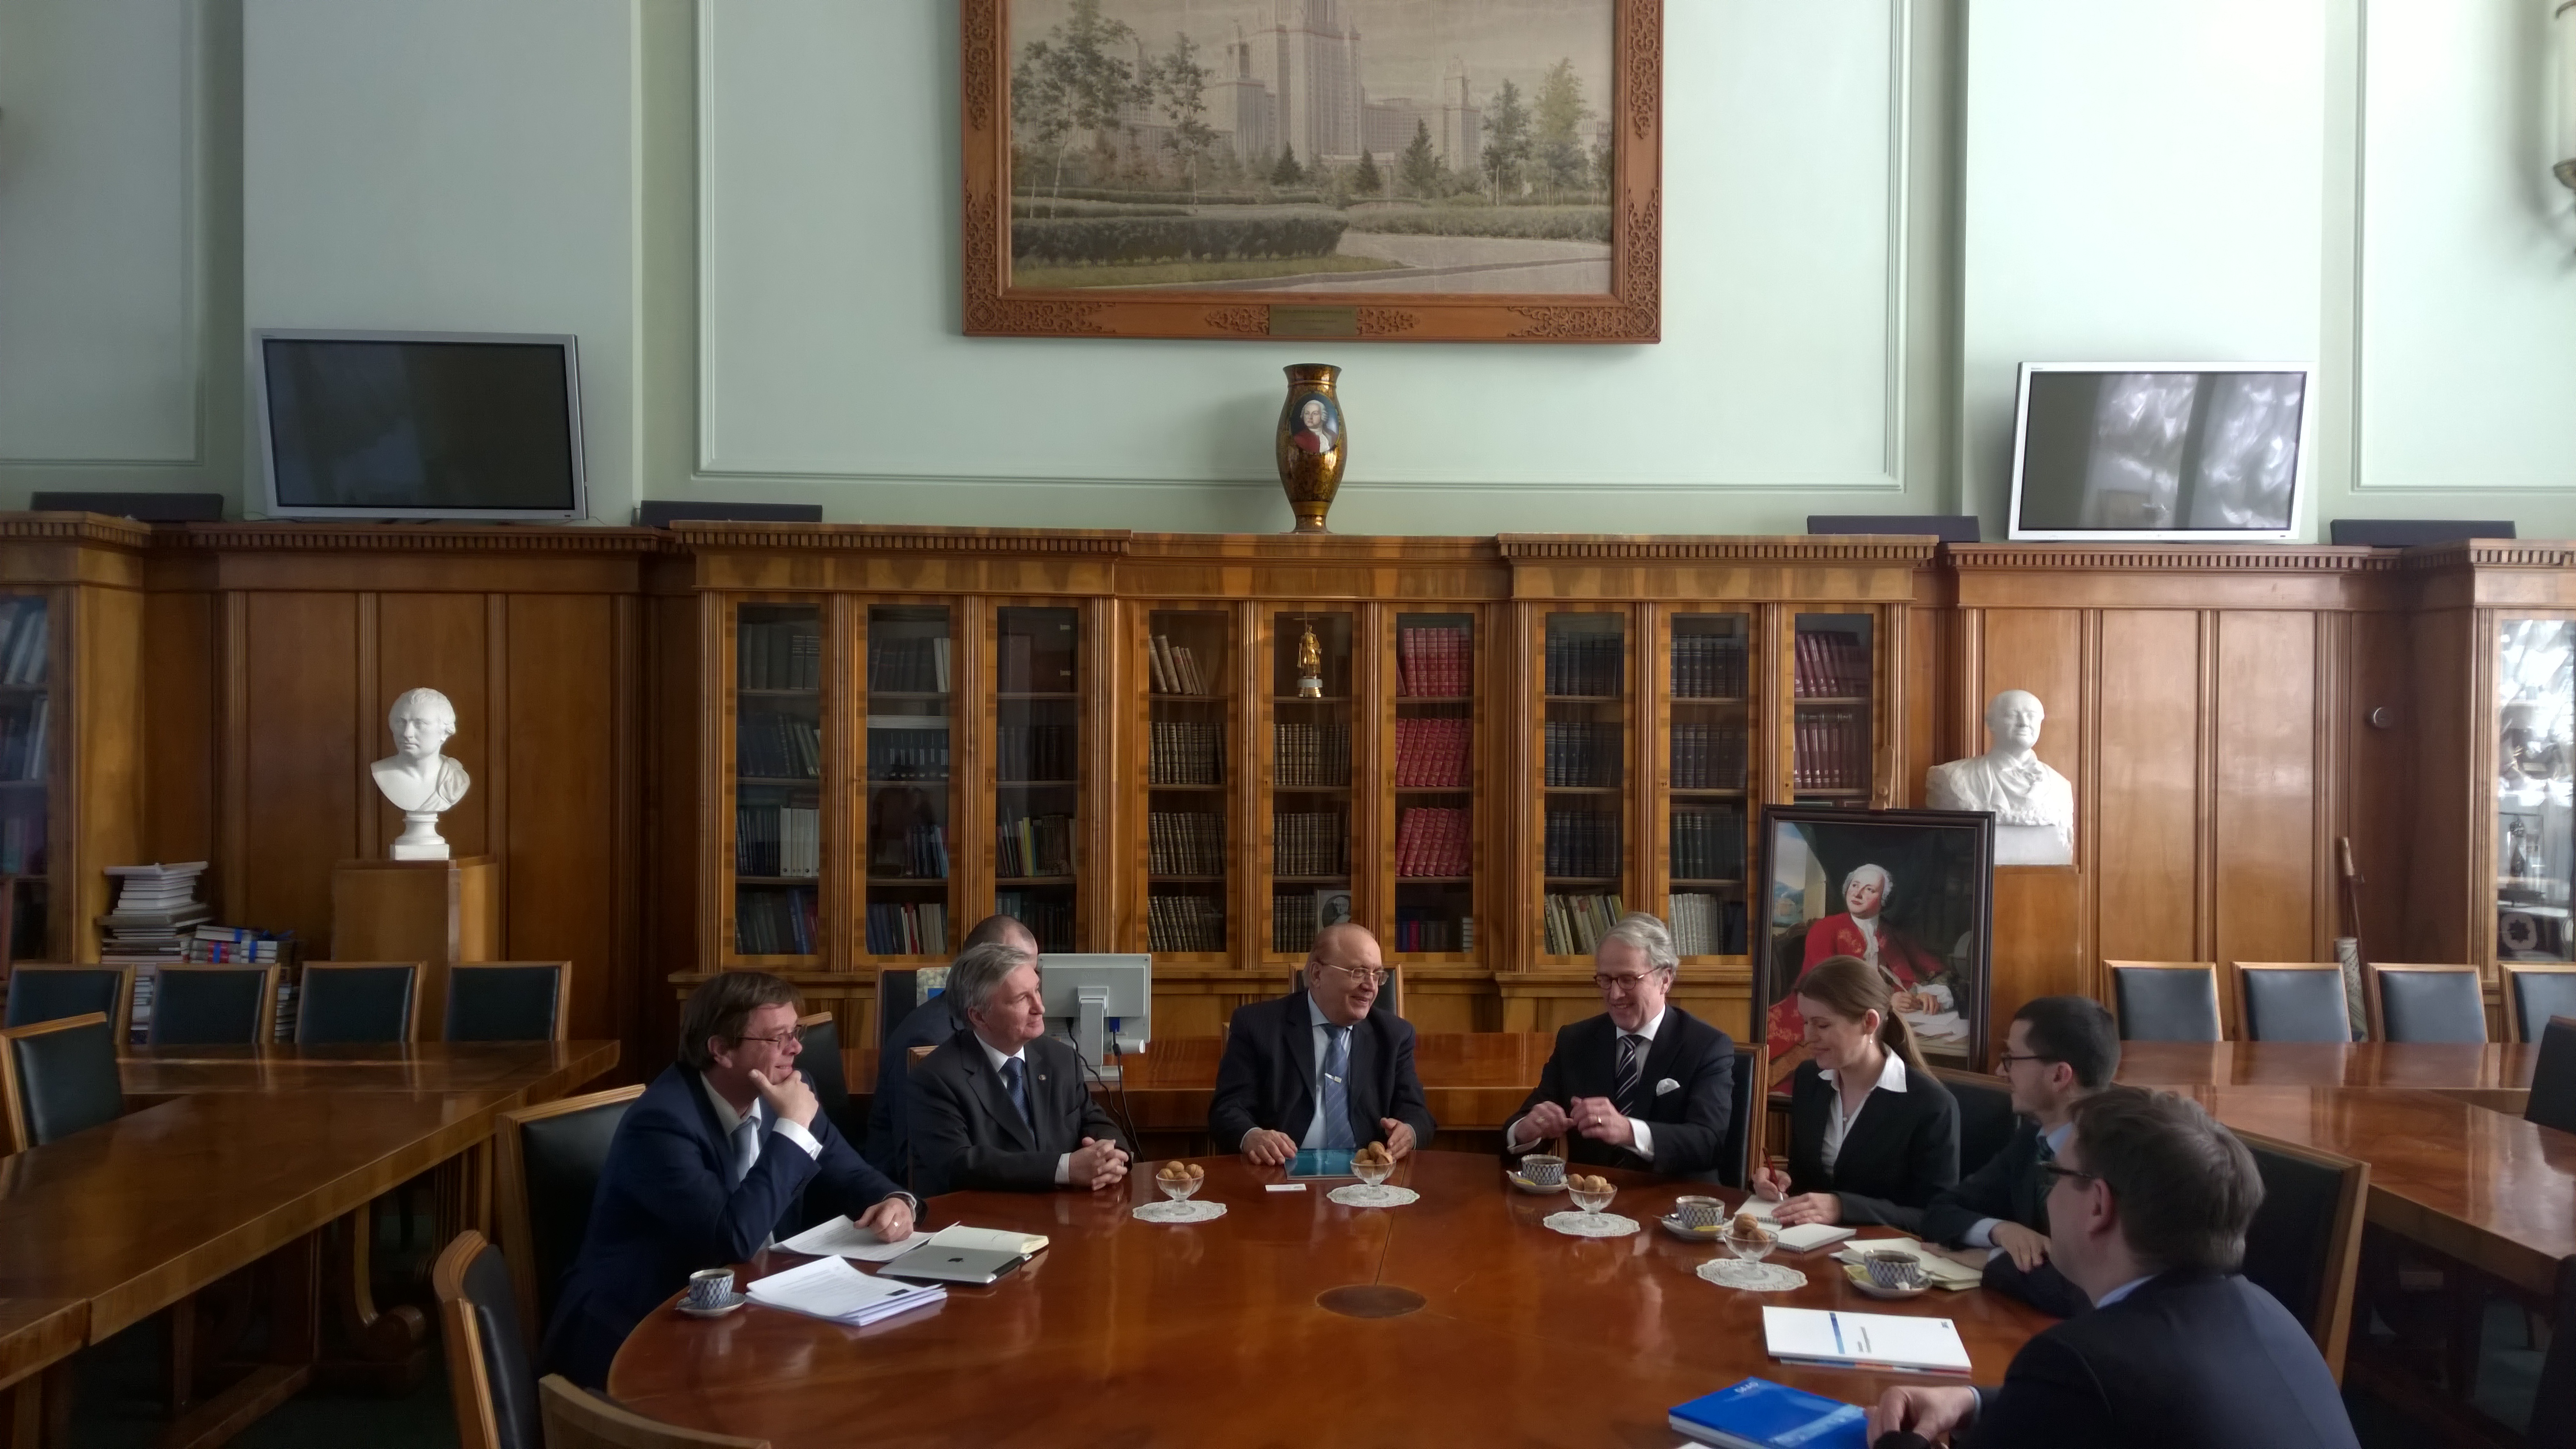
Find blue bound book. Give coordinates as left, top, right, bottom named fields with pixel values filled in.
left=1668, top=1378, right=1870, bottom=1449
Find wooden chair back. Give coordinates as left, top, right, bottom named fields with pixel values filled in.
left=2501, top=964, right=2576, bottom=1044
left=295, top=960, right=423, bottom=1045
left=2230, top=1128, right=2369, bottom=1380
left=493, top=1084, right=646, bottom=1347
left=2234, top=962, right=2353, bottom=1043
left=3, top=963, right=135, bottom=1042
left=148, top=964, right=281, bottom=1045
left=433, top=1229, right=543, bottom=1449
left=537, top=1374, right=770, bottom=1448
left=2363, top=963, right=2486, bottom=1044
left=0, top=1012, right=122, bottom=1154
left=445, top=961, right=571, bottom=1042
left=2102, top=961, right=2222, bottom=1042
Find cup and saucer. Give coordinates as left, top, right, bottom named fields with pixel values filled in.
left=1507, top=1154, right=1568, bottom=1194
left=677, top=1267, right=748, bottom=1318
left=1844, top=1251, right=1931, bottom=1301
left=1659, top=1193, right=1726, bottom=1241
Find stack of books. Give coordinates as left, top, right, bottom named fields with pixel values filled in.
left=1149, top=721, right=1224, bottom=785
left=879, top=823, right=948, bottom=880
left=736, top=805, right=820, bottom=877
left=1793, top=708, right=1870, bottom=790
left=1543, top=807, right=1619, bottom=878
left=1396, top=625, right=1471, bottom=695
left=100, top=862, right=210, bottom=1043
left=743, top=887, right=820, bottom=955
left=1671, top=722, right=1750, bottom=790
left=1791, top=630, right=1870, bottom=698
left=993, top=893, right=1072, bottom=951
left=1270, top=891, right=1319, bottom=954
left=1543, top=721, right=1618, bottom=786
left=868, top=637, right=952, bottom=693
left=1271, top=722, right=1350, bottom=787
left=865, top=719, right=947, bottom=780
left=1541, top=891, right=1626, bottom=955
left=1392, top=717, right=1471, bottom=787
left=739, top=713, right=823, bottom=779
left=1147, top=893, right=1224, bottom=952
left=1543, top=632, right=1622, bottom=696
left=997, top=722, right=1075, bottom=781
left=1390, top=909, right=1468, bottom=953
left=1269, top=811, right=1344, bottom=877
left=997, top=812, right=1073, bottom=877
left=1670, top=805, right=1746, bottom=881
left=1395, top=807, right=1470, bottom=877
left=1146, top=634, right=1213, bottom=695
left=1147, top=812, right=1225, bottom=876
left=1666, top=893, right=1746, bottom=956
left=1671, top=633, right=1749, bottom=698
left=737, top=621, right=820, bottom=690
left=862, top=900, right=944, bottom=956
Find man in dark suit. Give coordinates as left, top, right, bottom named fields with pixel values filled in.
left=1210, top=923, right=1436, bottom=1162
left=1504, top=912, right=1736, bottom=1180
left=542, top=971, right=916, bottom=1387
left=1920, top=995, right=2118, bottom=1317
left=863, top=914, right=1036, bottom=1178
left=1870, top=1087, right=2361, bottom=1449
left=909, top=941, right=1131, bottom=1197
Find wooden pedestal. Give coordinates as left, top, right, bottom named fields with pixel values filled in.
left=330, top=857, right=497, bottom=1038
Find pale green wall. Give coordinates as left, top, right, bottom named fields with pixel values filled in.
left=3, top=0, right=2573, bottom=536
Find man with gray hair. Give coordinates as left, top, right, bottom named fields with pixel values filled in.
left=864, top=914, right=1037, bottom=1177
left=908, top=940, right=1131, bottom=1197
left=1504, top=912, right=1740, bottom=1182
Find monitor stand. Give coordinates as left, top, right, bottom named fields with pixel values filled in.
left=1074, top=986, right=1123, bottom=1083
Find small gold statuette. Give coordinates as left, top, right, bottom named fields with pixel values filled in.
left=1296, top=621, right=1324, bottom=698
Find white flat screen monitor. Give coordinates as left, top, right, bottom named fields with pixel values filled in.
left=254, top=329, right=587, bottom=521
left=2007, top=364, right=2312, bottom=542
left=1039, top=953, right=1150, bottom=1066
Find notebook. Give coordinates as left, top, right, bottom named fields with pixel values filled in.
left=926, top=1224, right=1050, bottom=1256
left=1772, top=1222, right=1856, bottom=1253
left=1760, top=1306, right=1971, bottom=1376
left=876, top=1245, right=1025, bottom=1286
left=1288, top=1149, right=1357, bottom=1179
left=1668, top=1378, right=1870, bottom=1449
left=745, top=1256, right=945, bottom=1327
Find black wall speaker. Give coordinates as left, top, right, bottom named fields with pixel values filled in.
left=29, top=491, right=226, bottom=523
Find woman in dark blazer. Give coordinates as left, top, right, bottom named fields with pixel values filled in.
left=1752, top=953, right=1960, bottom=1231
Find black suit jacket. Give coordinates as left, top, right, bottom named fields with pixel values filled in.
left=1968, top=1270, right=2360, bottom=1449
left=1920, top=1117, right=2086, bottom=1317
left=908, top=1029, right=1129, bottom=1197
left=1208, top=992, right=1436, bottom=1150
left=1782, top=1056, right=1959, bottom=1230
left=540, top=1063, right=908, bottom=1387
left=1511, top=1007, right=1736, bottom=1180
left=862, top=995, right=964, bottom=1179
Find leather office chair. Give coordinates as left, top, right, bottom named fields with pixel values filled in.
left=2366, top=964, right=2487, bottom=1044
left=538, top=1374, right=769, bottom=1449
left=494, top=1085, right=645, bottom=1346
left=2104, top=961, right=2222, bottom=1042
left=446, top=962, right=569, bottom=1042
left=147, top=965, right=279, bottom=1045
left=2236, top=963, right=2354, bottom=1043
left=1714, top=1043, right=1763, bottom=1189
left=1930, top=1067, right=2016, bottom=1180
left=796, top=1011, right=861, bottom=1147
left=2501, top=965, right=2576, bottom=1045
left=295, top=961, right=421, bottom=1045
left=4, top=964, right=134, bottom=1042
left=2232, top=1128, right=2369, bottom=1380
left=433, top=1230, right=543, bottom=1449
left=0, top=1012, right=123, bottom=1153
left=2525, top=1017, right=2576, bottom=1137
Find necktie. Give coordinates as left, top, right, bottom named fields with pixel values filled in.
left=729, top=1115, right=759, bottom=1187
left=1319, top=1025, right=1356, bottom=1150
left=1002, top=1058, right=1032, bottom=1126
left=1613, top=1033, right=1644, bottom=1115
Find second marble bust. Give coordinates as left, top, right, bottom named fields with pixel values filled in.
left=1926, top=689, right=2073, bottom=865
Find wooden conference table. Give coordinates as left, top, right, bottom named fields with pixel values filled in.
left=611, top=1150, right=2056, bottom=1447
left=2117, top=1039, right=2538, bottom=1103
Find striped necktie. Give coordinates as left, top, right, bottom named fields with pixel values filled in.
left=1319, top=1025, right=1356, bottom=1150
left=1613, top=1032, right=1645, bottom=1115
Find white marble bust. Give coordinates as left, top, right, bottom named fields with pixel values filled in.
left=372, top=687, right=471, bottom=860
left=1926, top=688, right=2074, bottom=865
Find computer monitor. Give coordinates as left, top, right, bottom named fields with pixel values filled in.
left=2006, top=363, right=2314, bottom=542
left=1037, top=953, right=1150, bottom=1077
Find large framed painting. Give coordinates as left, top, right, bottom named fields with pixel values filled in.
left=963, top=0, right=1662, bottom=343
left=1752, top=807, right=1998, bottom=1074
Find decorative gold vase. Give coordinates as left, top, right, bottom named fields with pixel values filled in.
left=1275, top=364, right=1346, bottom=534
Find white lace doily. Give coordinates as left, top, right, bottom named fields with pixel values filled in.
left=1131, top=1199, right=1227, bottom=1223
left=1697, top=1258, right=1807, bottom=1292
left=1543, top=1210, right=1642, bottom=1238
left=1327, top=1184, right=1419, bottom=1208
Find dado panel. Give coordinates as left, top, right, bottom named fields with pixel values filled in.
left=2091, top=610, right=2202, bottom=966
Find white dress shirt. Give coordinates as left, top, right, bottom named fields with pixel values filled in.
left=1965, top=1119, right=2075, bottom=1249
left=1814, top=1047, right=1909, bottom=1171
left=978, top=1035, right=1073, bottom=1185
left=1505, top=1008, right=1665, bottom=1160
left=700, top=1073, right=822, bottom=1168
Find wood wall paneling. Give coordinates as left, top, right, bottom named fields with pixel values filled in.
left=241, top=592, right=361, bottom=947
left=1971, top=609, right=2085, bottom=1049
left=2344, top=610, right=2419, bottom=965
left=67, top=583, right=149, bottom=960
left=2093, top=610, right=2204, bottom=966
left=2212, top=610, right=2323, bottom=1025
left=141, top=590, right=216, bottom=868
left=503, top=595, right=622, bottom=1044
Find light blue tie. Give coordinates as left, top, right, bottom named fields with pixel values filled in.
left=729, top=1115, right=759, bottom=1187
left=1319, top=1025, right=1356, bottom=1150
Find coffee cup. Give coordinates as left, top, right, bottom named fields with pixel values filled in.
left=684, top=1267, right=736, bottom=1310
left=1520, top=1154, right=1565, bottom=1187
left=1672, top=1195, right=1724, bottom=1230
left=1863, top=1251, right=1926, bottom=1290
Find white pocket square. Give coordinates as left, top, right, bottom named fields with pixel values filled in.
left=1655, top=1077, right=1680, bottom=1095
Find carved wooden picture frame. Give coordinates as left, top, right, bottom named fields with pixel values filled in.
left=962, top=0, right=1661, bottom=343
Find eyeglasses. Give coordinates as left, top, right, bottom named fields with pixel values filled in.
left=732, top=1026, right=805, bottom=1048
left=1314, top=962, right=1386, bottom=988
left=1993, top=1051, right=2060, bottom=1071
left=1593, top=970, right=1668, bottom=992
left=2036, top=1160, right=2100, bottom=1191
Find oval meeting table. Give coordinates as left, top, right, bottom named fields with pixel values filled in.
left=610, top=1151, right=2052, bottom=1447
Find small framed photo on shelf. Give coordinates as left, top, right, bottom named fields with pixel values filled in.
left=1752, top=806, right=1995, bottom=1073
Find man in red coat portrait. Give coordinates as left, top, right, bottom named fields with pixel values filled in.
left=1766, top=862, right=1962, bottom=1059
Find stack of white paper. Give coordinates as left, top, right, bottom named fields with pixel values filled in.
left=1760, top=1306, right=1971, bottom=1376
left=746, top=1255, right=945, bottom=1327
left=779, top=1216, right=931, bottom=1263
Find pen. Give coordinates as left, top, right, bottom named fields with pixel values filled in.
left=1830, top=1313, right=1845, bottom=1356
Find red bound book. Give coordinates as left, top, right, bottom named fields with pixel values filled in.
left=1445, top=718, right=1466, bottom=787
left=1450, top=808, right=1471, bottom=874
left=1448, top=629, right=1466, bottom=696
left=1394, top=719, right=1412, bottom=787
left=1395, top=812, right=1414, bottom=876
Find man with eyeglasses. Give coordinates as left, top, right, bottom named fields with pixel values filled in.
left=1502, top=912, right=1737, bottom=1181
left=1210, top=922, right=1436, bottom=1165
left=1921, top=996, right=2118, bottom=1318
left=543, top=970, right=916, bottom=1387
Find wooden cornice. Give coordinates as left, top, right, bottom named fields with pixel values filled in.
left=155, top=521, right=677, bottom=554
left=1944, top=542, right=2389, bottom=574
left=671, top=522, right=1132, bottom=556
left=0, top=513, right=159, bottom=550
left=1497, top=534, right=1940, bottom=564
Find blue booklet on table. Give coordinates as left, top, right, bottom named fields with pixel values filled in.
left=1669, top=1378, right=1869, bottom=1449
left=1287, top=1148, right=1355, bottom=1179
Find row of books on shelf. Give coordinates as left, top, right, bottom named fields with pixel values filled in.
left=1273, top=722, right=1350, bottom=788
left=997, top=724, right=1076, bottom=783
left=873, top=824, right=950, bottom=880
left=736, top=805, right=820, bottom=877
left=1791, top=630, right=1870, bottom=698
left=1269, top=891, right=1334, bottom=954
left=1671, top=724, right=1749, bottom=791
left=1792, top=709, right=1871, bottom=790
left=1666, top=892, right=1748, bottom=956
left=995, top=892, right=1073, bottom=952
left=1146, top=634, right=1216, bottom=695
left=739, top=713, right=821, bottom=780
left=1542, top=891, right=1626, bottom=955
left=996, top=627, right=1077, bottom=693
left=1395, top=806, right=1471, bottom=877
left=1392, top=717, right=1471, bottom=789
left=740, top=886, right=820, bottom=955
left=997, top=812, right=1073, bottom=877
left=866, top=724, right=949, bottom=781
left=0, top=701, right=48, bottom=783
left=1149, top=722, right=1224, bottom=786
left=1670, top=805, right=1748, bottom=882
left=1147, top=811, right=1225, bottom=876
left=1390, top=909, right=1472, bottom=953
left=1146, top=892, right=1224, bottom=952
left=0, top=814, right=43, bottom=875
left=1544, top=633, right=1623, bottom=697
left=1270, top=811, right=1346, bottom=877
left=738, top=621, right=820, bottom=691
left=1544, top=808, right=1621, bottom=879
left=1671, top=633, right=1749, bottom=698
left=0, top=599, right=46, bottom=687
left=863, top=901, right=945, bottom=956
left=1543, top=721, right=1620, bottom=788
left=1396, top=625, right=1472, bottom=696
left=870, top=637, right=952, bottom=694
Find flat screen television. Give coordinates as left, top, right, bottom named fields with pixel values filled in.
left=2006, top=363, right=2313, bottom=542
left=253, top=329, right=587, bottom=521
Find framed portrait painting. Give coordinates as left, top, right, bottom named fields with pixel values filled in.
left=1752, top=807, right=1998, bottom=1073
left=962, top=0, right=1662, bottom=342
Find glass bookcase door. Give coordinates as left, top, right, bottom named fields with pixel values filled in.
left=1541, top=610, right=1628, bottom=957
left=0, top=596, right=49, bottom=958
left=1269, top=610, right=1353, bottom=959
left=735, top=603, right=823, bottom=958
left=1669, top=612, right=1751, bottom=959
left=2497, top=619, right=2576, bottom=963
left=1393, top=611, right=1475, bottom=958
left=1146, top=609, right=1231, bottom=955
left=995, top=606, right=1080, bottom=952
left=1792, top=612, right=1874, bottom=806
left=865, top=605, right=954, bottom=958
